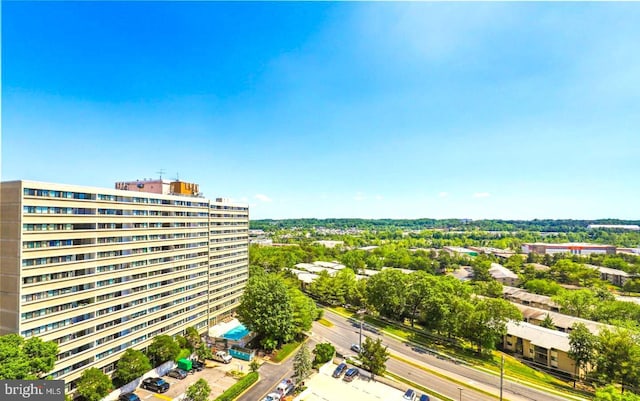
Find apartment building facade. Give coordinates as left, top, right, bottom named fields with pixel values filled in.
left=0, top=180, right=249, bottom=391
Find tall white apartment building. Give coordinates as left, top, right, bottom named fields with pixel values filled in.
left=0, top=180, right=249, bottom=391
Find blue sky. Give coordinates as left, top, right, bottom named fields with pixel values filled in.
left=2, top=2, right=639, bottom=220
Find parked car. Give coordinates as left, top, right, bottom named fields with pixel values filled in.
left=262, top=393, right=282, bottom=401
left=403, top=389, right=416, bottom=400
left=166, top=368, right=188, bottom=380
left=350, top=344, right=361, bottom=353
left=141, top=377, right=170, bottom=393
left=118, top=394, right=141, bottom=401
left=332, top=362, right=348, bottom=378
left=343, top=368, right=360, bottom=382
left=419, top=394, right=430, bottom=401
left=191, top=359, right=204, bottom=371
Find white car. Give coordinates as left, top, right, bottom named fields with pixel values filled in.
left=262, top=393, right=282, bottom=401
left=350, top=344, right=361, bottom=353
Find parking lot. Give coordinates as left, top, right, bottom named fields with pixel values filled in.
left=131, top=359, right=251, bottom=401
left=294, top=361, right=405, bottom=401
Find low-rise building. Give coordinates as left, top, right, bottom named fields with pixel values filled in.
left=522, top=242, right=616, bottom=256
left=503, top=286, right=560, bottom=312
left=443, top=246, right=478, bottom=257
left=512, top=303, right=611, bottom=335
left=503, top=322, right=575, bottom=375
left=489, top=263, right=520, bottom=286
left=585, top=264, right=634, bottom=287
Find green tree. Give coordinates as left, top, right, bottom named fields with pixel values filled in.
left=595, top=328, right=640, bottom=392
left=195, top=343, right=213, bottom=362
left=147, top=335, right=180, bottom=366
left=75, top=368, right=112, bottom=401
left=553, top=289, right=597, bottom=319
left=365, top=269, right=407, bottom=319
left=113, top=349, right=152, bottom=387
left=540, top=314, right=556, bottom=330
left=595, top=384, right=640, bottom=400
left=524, top=279, right=563, bottom=296
left=313, top=343, right=336, bottom=366
left=238, top=273, right=295, bottom=346
left=293, top=344, right=312, bottom=384
left=359, top=337, right=389, bottom=379
left=405, top=271, right=436, bottom=327
left=185, top=378, right=211, bottom=401
left=184, top=326, right=202, bottom=352
left=568, top=323, right=596, bottom=384
left=0, top=334, right=58, bottom=379
left=465, top=298, right=522, bottom=354
left=289, top=286, right=320, bottom=337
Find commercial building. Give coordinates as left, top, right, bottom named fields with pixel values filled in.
left=522, top=242, right=616, bottom=256
left=0, top=180, right=249, bottom=392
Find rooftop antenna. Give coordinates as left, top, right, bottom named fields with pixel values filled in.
left=156, top=169, right=166, bottom=180
left=173, top=172, right=180, bottom=182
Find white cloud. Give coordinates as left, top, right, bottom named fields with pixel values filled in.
left=254, top=194, right=272, bottom=202
left=438, top=192, right=449, bottom=198
left=375, top=194, right=384, bottom=200
left=472, top=192, right=491, bottom=198
left=354, top=192, right=366, bottom=201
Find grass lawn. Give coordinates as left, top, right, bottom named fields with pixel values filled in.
left=271, top=340, right=302, bottom=363
left=318, top=318, right=334, bottom=327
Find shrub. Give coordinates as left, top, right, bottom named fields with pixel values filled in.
left=175, top=348, right=191, bottom=362
left=214, top=372, right=258, bottom=401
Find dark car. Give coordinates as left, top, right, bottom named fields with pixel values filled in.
left=141, top=377, right=170, bottom=393
left=343, top=368, right=360, bottom=382
left=191, top=359, right=204, bottom=371
left=118, top=394, right=141, bottom=401
left=166, top=368, right=188, bottom=380
left=419, top=394, right=430, bottom=401
left=403, top=389, right=416, bottom=400
left=332, top=363, right=348, bottom=378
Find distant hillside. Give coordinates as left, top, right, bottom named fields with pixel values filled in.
left=250, top=218, right=640, bottom=232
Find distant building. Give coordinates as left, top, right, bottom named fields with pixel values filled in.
left=585, top=264, right=634, bottom=287
left=511, top=303, right=611, bottom=335
left=314, top=240, right=344, bottom=248
left=522, top=242, right=616, bottom=256
left=489, top=263, right=520, bottom=286
left=588, top=224, right=640, bottom=231
left=443, top=246, right=478, bottom=257
left=503, top=286, right=560, bottom=312
left=468, top=246, right=516, bottom=259
left=359, top=245, right=379, bottom=252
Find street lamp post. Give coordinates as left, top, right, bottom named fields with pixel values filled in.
left=458, top=387, right=463, bottom=401
left=357, top=309, right=366, bottom=349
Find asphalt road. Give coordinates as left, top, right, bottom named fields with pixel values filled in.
left=237, top=339, right=317, bottom=401
left=314, top=309, right=573, bottom=401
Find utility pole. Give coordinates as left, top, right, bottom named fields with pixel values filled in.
left=358, top=309, right=365, bottom=349
left=458, top=387, right=463, bottom=401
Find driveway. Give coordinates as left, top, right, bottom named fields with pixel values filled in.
left=134, top=359, right=252, bottom=401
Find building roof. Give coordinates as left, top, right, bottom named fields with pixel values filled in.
left=503, top=286, right=560, bottom=309
left=313, top=261, right=346, bottom=270
left=585, top=264, right=631, bottom=277
left=443, top=246, right=477, bottom=253
left=526, top=263, right=551, bottom=272
left=524, top=242, right=615, bottom=249
left=506, top=321, right=571, bottom=352
left=512, top=303, right=611, bottom=335
left=489, top=263, right=519, bottom=280
left=450, top=266, right=473, bottom=281
left=359, top=246, right=379, bottom=251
